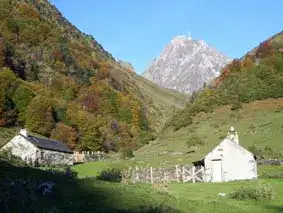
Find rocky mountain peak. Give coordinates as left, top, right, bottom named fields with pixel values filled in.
left=142, top=35, right=232, bottom=94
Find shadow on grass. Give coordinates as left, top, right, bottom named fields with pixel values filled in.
left=264, top=205, right=283, bottom=213
left=0, top=160, right=179, bottom=213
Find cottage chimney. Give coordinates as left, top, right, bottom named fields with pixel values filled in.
left=20, top=129, right=28, bottom=137
left=227, top=126, right=239, bottom=144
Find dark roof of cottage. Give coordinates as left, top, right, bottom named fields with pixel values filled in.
left=21, top=134, right=73, bottom=154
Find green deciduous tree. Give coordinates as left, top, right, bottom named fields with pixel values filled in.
left=25, top=96, right=55, bottom=136
left=12, top=84, right=35, bottom=123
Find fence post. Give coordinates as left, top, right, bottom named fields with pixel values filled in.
left=192, top=166, right=195, bottom=183
left=175, top=165, right=180, bottom=183
left=135, top=166, right=139, bottom=183
left=150, top=167, right=153, bottom=184
left=182, top=166, right=185, bottom=183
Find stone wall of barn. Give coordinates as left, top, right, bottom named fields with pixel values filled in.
left=1, top=135, right=73, bottom=166
left=39, top=149, right=73, bottom=166
left=203, top=139, right=257, bottom=182
left=1, top=135, right=38, bottom=164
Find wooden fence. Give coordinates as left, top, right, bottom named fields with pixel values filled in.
left=124, top=165, right=204, bottom=184
left=73, top=151, right=105, bottom=163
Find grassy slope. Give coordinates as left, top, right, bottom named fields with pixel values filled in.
left=2, top=160, right=283, bottom=213
left=128, top=72, right=187, bottom=131
left=132, top=98, right=283, bottom=167
left=72, top=98, right=283, bottom=171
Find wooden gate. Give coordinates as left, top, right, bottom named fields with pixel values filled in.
left=180, top=166, right=204, bottom=183
left=127, top=165, right=205, bottom=184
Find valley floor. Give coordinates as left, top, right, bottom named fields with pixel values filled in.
left=1, top=160, right=283, bottom=213
left=2, top=99, right=283, bottom=212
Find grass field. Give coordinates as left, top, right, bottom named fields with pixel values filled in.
left=1, top=159, right=283, bottom=213
left=2, top=98, right=283, bottom=212
left=71, top=98, right=283, bottom=180
left=131, top=98, right=283, bottom=167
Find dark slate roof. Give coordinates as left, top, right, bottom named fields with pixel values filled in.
left=21, top=134, right=73, bottom=154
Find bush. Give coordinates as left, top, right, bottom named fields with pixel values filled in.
left=229, top=183, right=275, bottom=201
left=96, top=168, right=122, bottom=182
left=134, top=204, right=180, bottom=213
left=46, top=167, right=78, bottom=179
left=230, top=100, right=242, bottom=111
left=121, top=148, right=135, bottom=159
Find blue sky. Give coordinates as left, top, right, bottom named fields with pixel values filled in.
left=50, top=0, right=282, bottom=74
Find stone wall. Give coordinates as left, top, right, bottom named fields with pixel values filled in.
left=1, top=135, right=73, bottom=166
left=39, top=149, right=73, bottom=166
left=257, top=159, right=283, bottom=165
left=73, top=151, right=105, bottom=163
left=1, top=135, right=37, bottom=164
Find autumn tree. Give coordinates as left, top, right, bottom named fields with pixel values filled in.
left=80, top=89, right=100, bottom=113
left=75, top=110, right=104, bottom=151
left=229, top=59, right=242, bottom=72
left=17, top=3, right=40, bottom=20
left=51, top=122, right=77, bottom=149
left=256, top=41, right=273, bottom=59
left=96, top=62, right=111, bottom=80
left=0, top=38, right=5, bottom=68
left=12, top=84, right=35, bottom=123
left=0, top=68, right=18, bottom=126
left=242, top=55, right=253, bottom=68
left=25, top=96, right=55, bottom=136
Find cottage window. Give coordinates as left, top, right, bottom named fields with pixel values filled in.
left=41, top=151, right=44, bottom=159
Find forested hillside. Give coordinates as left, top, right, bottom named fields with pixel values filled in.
left=166, top=31, right=283, bottom=131
left=0, top=0, right=185, bottom=154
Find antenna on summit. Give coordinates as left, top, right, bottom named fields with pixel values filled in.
left=187, top=31, right=192, bottom=40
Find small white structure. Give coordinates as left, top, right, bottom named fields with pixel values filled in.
left=193, top=126, right=257, bottom=182
left=1, top=129, right=73, bottom=166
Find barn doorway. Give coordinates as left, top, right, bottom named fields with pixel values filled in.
left=211, top=159, right=223, bottom=182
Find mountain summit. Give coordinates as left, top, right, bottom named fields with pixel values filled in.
left=142, top=35, right=232, bottom=94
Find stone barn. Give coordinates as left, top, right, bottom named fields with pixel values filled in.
left=1, top=129, right=73, bottom=166
left=193, top=126, right=257, bottom=182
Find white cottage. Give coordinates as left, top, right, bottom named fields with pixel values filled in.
left=193, top=127, right=257, bottom=182
left=1, top=129, right=74, bottom=166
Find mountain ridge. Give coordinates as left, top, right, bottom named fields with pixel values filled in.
left=142, top=35, right=232, bottom=94
left=164, top=31, right=283, bottom=131
left=0, top=0, right=186, bottom=154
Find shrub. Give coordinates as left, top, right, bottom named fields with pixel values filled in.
left=121, top=148, right=135, bottom=159
left=134, top=204, right=180, bottom=213
left=120, top=168, right=133, bottom=184
left=96, top=168, right=122, bottom=182
left=229, top=183, right=275, bottom=201
left=46, top=167, right=78, bottom=179
left=230, top=100, right=242, bottom=111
